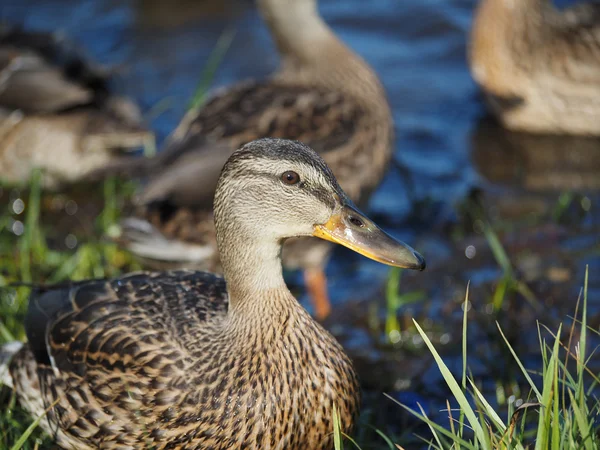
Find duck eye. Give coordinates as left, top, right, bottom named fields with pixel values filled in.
left=281, top=171, right=300, bottom=185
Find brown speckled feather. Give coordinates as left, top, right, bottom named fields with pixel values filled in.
left=10, top=270, right=359, bottom=449
left=183, top=81, right=363, bottom=154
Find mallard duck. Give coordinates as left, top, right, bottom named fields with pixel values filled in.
left=3, top=138, right=425, bottom=449
left=108, top=0, right=393, bottom=319
left=469, top=0, right=600, bottom=135
left=0, top=25, right=151, bottom=188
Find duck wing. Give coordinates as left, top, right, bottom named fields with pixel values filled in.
left=182, top=79, right=364, bottom=156
left=25, top=270, right=228, bottom=376
left=132, top=80, right=365, bottom=206
left=109, top=80, right=366, bottom=268
left=0, top=47, right=93, bottom=113
left=10, top=270, right=228, bottom=443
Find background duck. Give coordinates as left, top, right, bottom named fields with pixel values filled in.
left=469, top=0, right=600, bottom=135
left=107, top=0, right=394, bottom=319
left=0, top=25, right=152, bottom=188
left=2, top=139, right=425, bottom=450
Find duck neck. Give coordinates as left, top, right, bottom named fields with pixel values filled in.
left=258, top=0, right=387, bottom=110
left=473, top=0, right=550, bottom=38
left=216, top=221, right=295, bottom=317
left=470, top=0, right=551, bottom=91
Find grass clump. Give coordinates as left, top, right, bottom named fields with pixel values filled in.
left=394, top=268, right=599, bottom=449
left=0, top=174, right=140, bottom=449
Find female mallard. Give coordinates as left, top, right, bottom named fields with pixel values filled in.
left=110, top=0, right=393, bottom=319
left=469, top=0, right=600, bottom=135
left=0, top=26, right=151, bottom=187
left=4, top=139, right=424, bottom=450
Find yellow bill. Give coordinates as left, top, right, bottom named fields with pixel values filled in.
left=313, top=204, right=425, bottom=270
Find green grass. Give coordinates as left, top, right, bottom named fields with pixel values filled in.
left=0, top=175, right=140, bottom=449
left=482, top=222, right=540, bottom=312
left=384, top=268, right=425, bottom=343
left=187, top=27, right=236, bottom=112
left=392, top=267, right=599, bottom=449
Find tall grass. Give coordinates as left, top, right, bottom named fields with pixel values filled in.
left=393, top=268, right=599, bottom=449
left=0, top=176, right=139, bottom=449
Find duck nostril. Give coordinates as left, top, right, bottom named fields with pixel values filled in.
left=348, top=216, right=365, bottom=228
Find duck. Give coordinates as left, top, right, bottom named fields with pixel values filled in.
left=106, top=0, right=394, bottom=320
left=2, top=138, right=425, bottom=450
left=469, top=0, right=600, bottom=135
left=0, top=25, right=152, bottom=188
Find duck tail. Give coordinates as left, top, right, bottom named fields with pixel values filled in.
left=0, top=341, right=23, bottom=389
left=113, top=217, right=215, bottom=264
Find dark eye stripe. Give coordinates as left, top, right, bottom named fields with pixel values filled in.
left=245, top=169, right=335, bottom=208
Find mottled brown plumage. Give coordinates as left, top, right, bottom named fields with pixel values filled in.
left=0, top=25, right=151, bottom=187
left=109, top=0, right=393, bottom=318
left=470, top=0, right=600, bottom=135
left=6, top=139, right=425, bottom=449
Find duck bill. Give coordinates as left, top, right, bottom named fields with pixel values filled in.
left=313, top=205, right=426, bottom=270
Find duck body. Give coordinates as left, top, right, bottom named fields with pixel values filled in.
left=470, top=0, right=600, bottom=135
left=11, top=270, right=358, bottom=450
left=6, top=139, right=424, bottom=449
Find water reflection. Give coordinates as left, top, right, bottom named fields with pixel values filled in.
left=133, top=0, right=247, bottom=28
left=472, top=117, right=600, bottom=192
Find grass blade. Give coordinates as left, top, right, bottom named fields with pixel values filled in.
left=483, top=223, right=512, bottom=277
left=332, top=404, right=343, bottom=450
left=19, top=169, right=42, bottom=283
left=467, top=378, right=506, bottom=433
left=568, top=390, right=594, bottom=450
left=417, top=403, right=443, bottom=449
left=577, top=266, right=588, bottom=404
left=9, top=398, right=59, bottom=450
left=188, top=27, right=236, bottom=111
left=412, top=319, right=488, bottom=448
left=534, top=324, right=561, bottom=450
left=460, top=284, right=469, bottom=439
left=387, top=395, right=477, bottom=450
left=497, top=323, right=542, bottom=400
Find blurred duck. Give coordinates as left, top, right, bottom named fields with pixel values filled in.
left=470, top=0, right=600, bottom=135
left=111, top=0, right=394, bottom=319
left=3, top=139, right=425, bottom=450
left=0, top=26, right=151, bottom=188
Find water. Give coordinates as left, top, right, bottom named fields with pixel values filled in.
left=1, top=0, right=599, bottom=446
